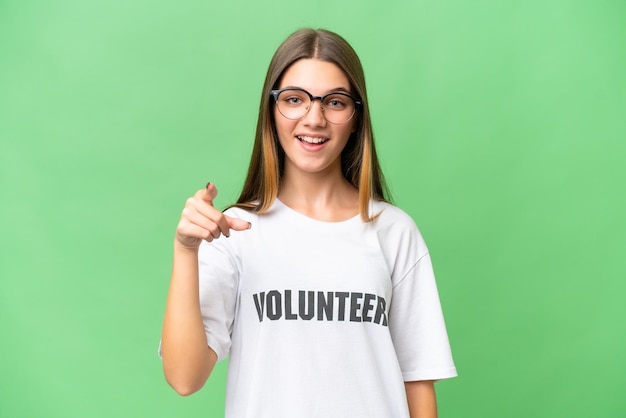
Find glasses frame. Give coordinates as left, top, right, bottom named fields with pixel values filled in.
left=270, top=87, right=362, bottom=125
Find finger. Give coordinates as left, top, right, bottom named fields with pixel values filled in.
left=182, top=206, right=226, bottom=239
left=226, top=215, right=252, bottom=231
left=188, top=198, right=232, bottom=237
left=203, top=182, right=218, bottom=205
left=177, top=222, right=213, bottom=244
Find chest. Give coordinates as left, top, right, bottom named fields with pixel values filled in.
left=236, top=225, right=393, bottom=326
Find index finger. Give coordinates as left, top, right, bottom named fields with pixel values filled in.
left=191, top=183, right=231, bottom=237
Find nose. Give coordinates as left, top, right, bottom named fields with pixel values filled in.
left=303, top=98, right=326, bottom=126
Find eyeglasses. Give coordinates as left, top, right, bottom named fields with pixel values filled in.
left=270, top=88, right=361, bottom=125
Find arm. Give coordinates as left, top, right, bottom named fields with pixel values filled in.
left=161, top=184, right=249, bottom=396
left=161, top=244, right=217, bottom=395
left=405, top=380, right=438, bottom=418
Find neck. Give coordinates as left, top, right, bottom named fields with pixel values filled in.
left=278, top=165, right=359, bottom=222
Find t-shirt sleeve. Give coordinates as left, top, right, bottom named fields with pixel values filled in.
left=388, top=238, right=457, bottom=381
left=197, top=237, right=240, bottom=361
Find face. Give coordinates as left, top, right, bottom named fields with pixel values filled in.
left=273, top=58, right=356, bottom=179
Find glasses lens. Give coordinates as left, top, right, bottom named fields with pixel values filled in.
left=276, top=90, right=310, bottom=120
left=322, top=93, right=356, bottom=124
left=276, top=90, right=356, bottom=124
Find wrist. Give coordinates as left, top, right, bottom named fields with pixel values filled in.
left=173, top=239, right=201, bottom=255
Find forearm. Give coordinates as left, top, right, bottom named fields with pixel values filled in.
left=405, top=380, right=437, bottom=418
left=161, top=243, right=216, bottom=395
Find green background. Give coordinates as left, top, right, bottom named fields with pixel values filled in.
left=1, top=0, right=625, bottom=416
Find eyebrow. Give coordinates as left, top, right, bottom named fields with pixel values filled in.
left=282, top=86, right=353, bottom=94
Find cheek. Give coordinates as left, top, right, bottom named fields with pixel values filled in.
left=338, top=124, right=356, bottom=143
left=274, top=119, right=295, bottom=151
left=341, top=127, right=358, bottom=151
left=273, top=110, right=293, bottom=135
left=350, top=116, right=359, bottom=133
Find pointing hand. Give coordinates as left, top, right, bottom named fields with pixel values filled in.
left=175, top=183, right=251, bottom=250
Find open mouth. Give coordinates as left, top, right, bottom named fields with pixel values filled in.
left=297, top=135, right=329, bottom=145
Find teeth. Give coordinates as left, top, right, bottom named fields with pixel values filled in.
left=298, top=136, right=328, bottom=144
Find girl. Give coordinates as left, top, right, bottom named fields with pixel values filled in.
left=161, top=28, right=456, bottom=418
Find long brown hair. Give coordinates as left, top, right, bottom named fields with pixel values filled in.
left=233, top=28, right=389, bottom=222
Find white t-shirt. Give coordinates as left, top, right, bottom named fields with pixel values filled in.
left=197, top=199, right=456, bottom=418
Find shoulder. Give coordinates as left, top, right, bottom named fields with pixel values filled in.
left=369, top=200, right=429, bottom=260
left=370, top=200, right=419, bottom=231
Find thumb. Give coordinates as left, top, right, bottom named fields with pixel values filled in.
left=226, top=215, right=252, bottom=232
left=203, top=182, right=218, bottom=206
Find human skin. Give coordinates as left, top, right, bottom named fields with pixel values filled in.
left=406, top=380, right=438, bottom=418
left=274, top=59, right=356, bottom=180
left=273, top=58, right=360, bottom=221
left=161, top=184, right=248, bottom=395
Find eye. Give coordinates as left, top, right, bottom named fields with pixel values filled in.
left=283, top=96, right=301, bottom=104
left=324, top=95, right=348, bottom=109
left=279, top=90, right=308, bottom=107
